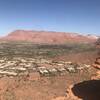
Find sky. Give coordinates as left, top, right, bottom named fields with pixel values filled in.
left=0, top=0, right=100, bottom=36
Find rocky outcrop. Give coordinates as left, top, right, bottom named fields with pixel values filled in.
left=66, top=38, right=100, bottom=100
left=92, top=38, right=100, bottom=79
left=93, top=57, right=100, bottom=69
left=91, top=71, right=100, bottom=80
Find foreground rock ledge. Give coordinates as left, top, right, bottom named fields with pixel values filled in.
left=65, top=80, right=100, bottom=100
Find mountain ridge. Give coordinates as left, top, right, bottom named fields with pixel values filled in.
left=0, top=30, right=98, bottom=44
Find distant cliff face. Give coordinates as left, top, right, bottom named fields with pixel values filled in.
left=0, top=30, right=98, bottom=44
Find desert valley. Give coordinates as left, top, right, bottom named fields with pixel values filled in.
left=0, top=30, right=99, bottom=100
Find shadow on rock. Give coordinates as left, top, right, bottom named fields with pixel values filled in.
left=72, top=80, right=100, bottom=100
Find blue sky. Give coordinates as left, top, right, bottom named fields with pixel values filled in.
left=0, top=0, right=100, bottom=36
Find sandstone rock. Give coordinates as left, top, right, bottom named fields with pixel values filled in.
left=0, top=70, right=17, bottom=76
left=2, top=30, right=96, bottom=44
left=93, top=64, right=100, bottom=69
left=65, top=65, right=77, bottom=73
left=10, top=67, right=26, bottom=71
left=91, top=71, right=100, bottom=80
left=57, top=67, right=66, bottom=72
left=48, top=68, right=58, bottom=76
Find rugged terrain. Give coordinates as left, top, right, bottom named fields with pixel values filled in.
left=0, top=31, right=99, bottom=100
left=67, top=38, right=100, bottom=100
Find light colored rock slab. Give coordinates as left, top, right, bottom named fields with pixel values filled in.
left=0, top=70, right=17, bottom=76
